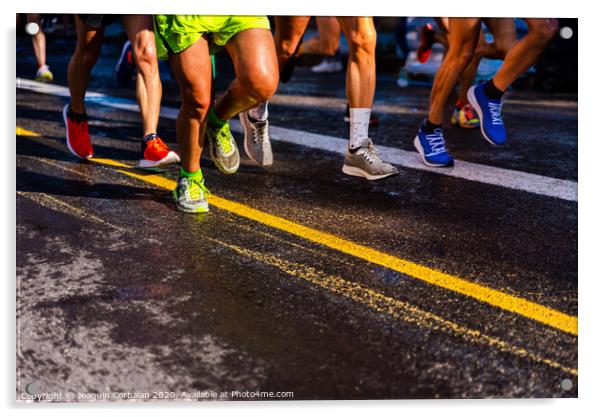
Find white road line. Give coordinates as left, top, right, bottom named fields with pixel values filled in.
left=17, top=78, right=577, bottom=202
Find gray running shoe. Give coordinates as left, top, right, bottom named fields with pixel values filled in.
left=172, top=175, right=210, bottom=213
left=342, top=139, right=398, bottom=180
left=206, top=121, right=240, bottom=174
left=240, top=110, right=273, bottom=167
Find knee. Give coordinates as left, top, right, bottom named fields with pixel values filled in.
left=531, top=19, right=559, bottom=44
left=132, top=39, right=158, bottom=74
left=494, top=38, right=517, bottom=58
left=181, top=89, right=211, bottom=120
left=347, top=28, right=376, bottom=59
left=451, top=45, right=476, bottom=69
left=278, top=40, right=300, bottom=62
left=239, top=68, right=279, bottom=103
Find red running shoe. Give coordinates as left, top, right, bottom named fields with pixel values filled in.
left=139, top=134, right=180, bottom=169
left=417, top=23, right=436, bottom=64
left=63, top=104, right=93, bottom=159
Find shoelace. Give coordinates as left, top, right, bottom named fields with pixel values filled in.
left=425, top=129, right=447, bottom=155
left=488, top=101, right=504, bottom=125
left=356, top=139, right=379, bottom=164
left=215, top=126, right=233, bottom=154
left=462, top=104, right=477, bottom=120
left=185, top=176, right=211, bottom=201
left=147, top=137, right=168, bottom=154
left=251, top=120, right=268, bottom=144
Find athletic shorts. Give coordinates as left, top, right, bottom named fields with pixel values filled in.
left=78, top=14, right=119, bottom=29
left=153, top=15, right=271, bottom=60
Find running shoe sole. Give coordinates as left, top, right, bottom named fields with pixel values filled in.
left=467, top=86, right=501, bottom=146
left=137, top=151, right=180, bottom=169
left=413, top=136, right=453, bottom=167
left=341, top=164, right=398, bottom=181
left=172, top=191, right=209, bottom=213
left=62, top=104, right=93, bottom=160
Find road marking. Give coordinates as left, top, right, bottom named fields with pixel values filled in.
left=15, top=131, right=577, bottom=374
left=18, top=126, right=577, bottom=336
left=16, top=78, right=577, bottom=202
left=17, top=191, right=124, bottom=232
left=16, top=126, right=39, bottom=137
left=209, top=237, right=577, bottom=375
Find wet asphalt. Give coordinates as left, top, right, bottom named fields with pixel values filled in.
left=16, top=35, right=577, bottom=400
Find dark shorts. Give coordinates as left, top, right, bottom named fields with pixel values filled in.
left=77, top=14, right=119, bottom=29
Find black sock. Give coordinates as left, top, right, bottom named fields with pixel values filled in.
left=422, top=119, right=442, bottom=134
left=143, top=133, right=158, bottom=142
left=483, top=79, right=504, bottom=100
left=68, top=106, right=87, bottom=122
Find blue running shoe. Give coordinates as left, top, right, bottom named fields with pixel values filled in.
left=467, top=83, right=506, bottom=145
left=115, top=41, right=136, bottom=88
left=413, top=122, right=454, bottom=167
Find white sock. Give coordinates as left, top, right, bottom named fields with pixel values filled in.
left=349, top=108, right=371, bottom=149
left=249, top=101, right=269, bottom=121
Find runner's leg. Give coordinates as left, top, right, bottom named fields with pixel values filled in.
left=215, top=28, right=279, bottom=120
left=67, top=16, right=104, bottom=114
left=168, top=37, right=213, bottom=174
left=121, top=15, right=161, bottom=137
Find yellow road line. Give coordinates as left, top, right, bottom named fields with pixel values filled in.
left=16, top=127, right=40, bottom=137
left=209, top=237, right=577, bottom=375
left=17, top=126, right=579, bottom=336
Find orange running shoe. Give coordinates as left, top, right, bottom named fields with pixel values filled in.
left=139, top=133, right=180, bottom=169
left=62, top=104, right=93, bottom=159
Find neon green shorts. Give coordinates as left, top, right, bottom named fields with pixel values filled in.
left=154, top=15, right=271, bottom=60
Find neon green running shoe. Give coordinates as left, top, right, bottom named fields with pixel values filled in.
left=206, top=121, right=240, bottom=174
left=172, top=175, right=210, bottom=213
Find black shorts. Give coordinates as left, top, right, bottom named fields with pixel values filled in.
left=77, top=14, right=119, bottom=29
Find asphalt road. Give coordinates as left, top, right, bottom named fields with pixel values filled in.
left=16, top=34, right=577, bottom=401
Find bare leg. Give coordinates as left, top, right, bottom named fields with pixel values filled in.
left=273, top=16, right=310, bottom=69
left=168, top=37, right=212, bottom=173
left=67, top=17, right=104, bottom=114
left=337, top=17, right=377, bottom=108
left=302, top=16, right=341, bottom=56
left=457, top=19, right=517, bottom=102
left=491, top=18, right=558, bottom=91
left=121, top=15, right=161, bottom=136
left=214, top=28, right=279, bottom=120
left=28, top=14, right=46, bottom=69
left=427, top=18, right=481, bottom=124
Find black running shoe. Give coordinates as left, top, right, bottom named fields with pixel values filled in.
left=280, top=41, right=303, bottom=84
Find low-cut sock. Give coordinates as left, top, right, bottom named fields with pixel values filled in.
left=180, top=167, right=203, bottom=179
left=483, top=79, right=504, bottom=100
left=422, top=118, right=442, bottom=135
left=208, top=107, right=227, bottom=128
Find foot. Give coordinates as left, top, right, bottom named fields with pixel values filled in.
left=206, top=121, right=240, bottom=174
left=342, top=139, right=398, bottom=180
left=115, top=41, right=136, bottom=88
left=172, top=174, right=210, bottom=213
left=344, top=105, right=380, bottom=127
left=467, top=83, right=507, bottom=145
left=138, top=134, right=180, bottom=169
left=451, top=103, right=480, bottom=129
left=280, top=41, right=303, bottom=84
left=35, top=65, right=53, bottom=82
left=311, top=57, right=343, bottom=73
left=413, top=122, right=454, bottom=167
left=62, top=104, right=93, bottom=159
left=240, top=111, right=273, bottom=167
left=417, top=23, right=435, bottom=64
